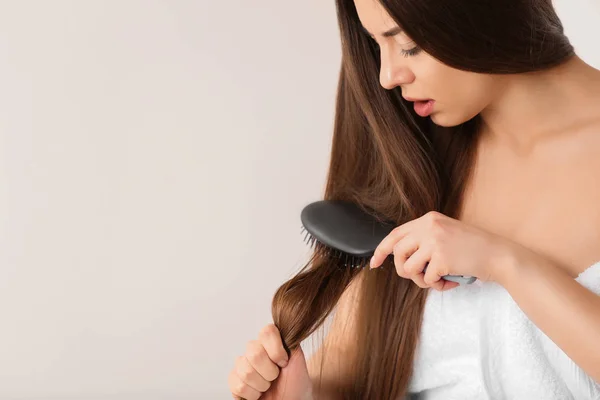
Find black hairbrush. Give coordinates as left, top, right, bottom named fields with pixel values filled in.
left=300, top=200, right=476, bottom=285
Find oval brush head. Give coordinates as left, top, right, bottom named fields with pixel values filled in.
left=300, top=200, right=395, bottom=268
left=300, top=200, right=476, bottom=284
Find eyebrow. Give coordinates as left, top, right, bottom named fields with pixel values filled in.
left=361, top=25, right=403, bottom=38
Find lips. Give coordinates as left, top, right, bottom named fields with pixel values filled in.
left=413, top=100, right=435, bottom=117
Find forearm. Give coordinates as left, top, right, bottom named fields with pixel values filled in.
left=497, top=251, right=600, bottom=382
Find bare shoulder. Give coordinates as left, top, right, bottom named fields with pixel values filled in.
left=569, top=117, right=600, bottom=180
left=542, top=114, right=600, bottom=178
left=548, top=117, right=600, bottom=272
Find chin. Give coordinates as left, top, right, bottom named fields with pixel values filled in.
left=430, top=113, right=458, bottom=127
left=430, top=111, right=475, bottom=128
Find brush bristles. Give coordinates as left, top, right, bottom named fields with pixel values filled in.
left=300, top=225, right=370, bottom=269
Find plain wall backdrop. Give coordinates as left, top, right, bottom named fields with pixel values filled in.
left=0, top=1, right=599, bottom=398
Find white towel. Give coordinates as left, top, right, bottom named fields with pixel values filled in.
left=408, top=261, right=600, bottom=400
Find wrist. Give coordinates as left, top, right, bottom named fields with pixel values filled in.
left=490, top=243, right=530, bottom=287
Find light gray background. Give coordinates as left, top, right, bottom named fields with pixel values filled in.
left=0, top=1, right=598, bottom=399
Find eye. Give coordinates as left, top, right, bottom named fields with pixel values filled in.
left=401, top=46, right=422, bottom=57
left=368, top=37, right=422, bottom=58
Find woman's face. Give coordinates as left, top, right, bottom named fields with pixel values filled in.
left=354, top=0, right=504, bottom=127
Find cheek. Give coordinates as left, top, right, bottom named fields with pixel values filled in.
left=462, top=78, right=495, bottom=102
left=441, top=77, right=492, bottom=119
left=420, top=62, right=494, bottom=126
left=430, top=90, right=485, bottom=127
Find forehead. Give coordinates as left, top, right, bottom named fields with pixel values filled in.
left=353, top=0, right=399, bottom=35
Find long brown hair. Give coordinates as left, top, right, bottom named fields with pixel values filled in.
left=272, top=0, right=574, bottom=398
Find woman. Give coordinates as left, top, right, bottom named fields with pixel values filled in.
left=228, top=0, right=600, bottom=398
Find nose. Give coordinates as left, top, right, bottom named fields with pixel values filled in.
left=379, top=48, right=415, bottom=90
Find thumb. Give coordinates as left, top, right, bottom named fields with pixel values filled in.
left=263, top=347, right=313, bottom=400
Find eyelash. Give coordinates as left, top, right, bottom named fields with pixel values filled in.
left=401, top=46, right=422, bottom=57
left=371, top=41, right=422, bottom=58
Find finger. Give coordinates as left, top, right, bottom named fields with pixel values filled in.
left=403, top=247, right=430, bottom=277
left=401, top=247, right=430, bottom=289
left=265, top=347, right=313, bottom=399
left=440, top=280, right=460, bottom=291
left=411, top=272, right=429, bottom=289
left=236, top=355, right=271, bottom=393
left=228, top=368, right=261, bottom=400
left=246, top=340, right=280, bottom=382
left=392, top=238, right=419, bottom=279
left=258, top=324, right=289, bottom=368
left=422, top=262, right=445, bottom=291
left=370, top=221, right=417, bottom=269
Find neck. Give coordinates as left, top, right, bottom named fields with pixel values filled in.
left=479, top=55, right=600, bottom=155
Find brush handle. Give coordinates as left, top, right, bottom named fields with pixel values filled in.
left=441, top=274, right=477, bottom=285
left=423, top=265, right=477, bottom=285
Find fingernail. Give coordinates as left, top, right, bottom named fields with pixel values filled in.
left=369, top=257, right=375, bottom=269
left=278, top=360, right=288, bottom=368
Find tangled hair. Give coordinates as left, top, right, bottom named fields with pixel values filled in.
left=272, top=0, right=574, bottom=398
